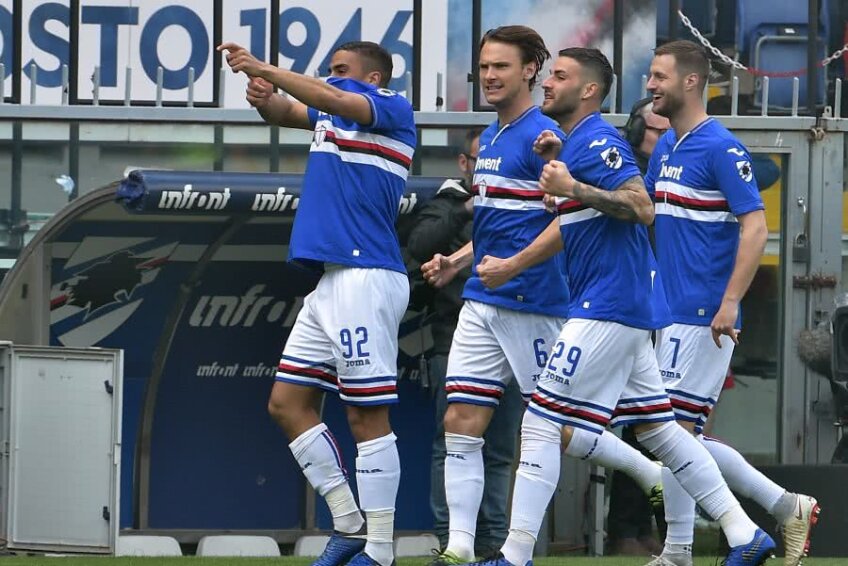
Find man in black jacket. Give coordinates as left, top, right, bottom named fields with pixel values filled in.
left=407, top=129, right=523, bottom=557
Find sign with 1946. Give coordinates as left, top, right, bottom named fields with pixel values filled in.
left=0, top=0, right=446, bottom=108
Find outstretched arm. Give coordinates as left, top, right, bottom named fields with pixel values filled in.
left=218, top=42, right=374, bottom=126
left=540, top=161, right=654, bottom=225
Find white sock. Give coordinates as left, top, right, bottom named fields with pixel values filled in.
left=444, top=433, right=485, bottom=561
left=565, top=428, right=661, bottom=493
left=290, top=423, right=363, bottom=534
left=356, top=433, right=400, bottom=566
left=701, top=436, right=785, bottom=514
left=661, top=466, right=695, bottom=548
left=770, top=492, right=799, bottom=524
left=719, top=504, right=759, bottom=548
left=636, top=422, right=756, bottom=546
left=501, top=530, right=535, bottom=566
left=501, top=411, right=561, bottom=566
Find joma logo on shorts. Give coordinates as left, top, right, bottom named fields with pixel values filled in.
left=543, top=371, right=570, bottom=386
left=659, top=369, right=682, bottom=380
left=345, top=359, right=371, bottom=368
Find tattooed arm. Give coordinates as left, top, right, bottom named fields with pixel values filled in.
left=539, top=161, right=654, bottom=225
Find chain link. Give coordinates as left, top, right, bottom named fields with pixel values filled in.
left=822, top=43, right=848, bottom=67
left=677, top=9, right=848, bottom=75
left=677, top=10, right=747, bottom=70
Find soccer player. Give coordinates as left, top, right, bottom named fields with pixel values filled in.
left=419, top=25, right=569, bottom=566
left=218, top=40, right=416, bottom=566
left=407, top=128, right=525, bottom=558
left=463, top=47, right=775, bottom=566
left=645, top=40, right=819, bottom=566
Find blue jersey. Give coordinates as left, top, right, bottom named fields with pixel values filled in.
left=289, top=77, right=417, bottom=273
left=464, top=106, right=570, bottom=318
left=645, top=118, right=764, bottom=326
left=555, top=112, right=670, bottom=330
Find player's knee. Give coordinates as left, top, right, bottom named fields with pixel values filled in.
left=520, top=410, right=561, bottom=444
left=267, top=393, right=292, bottom=427
left=443, top=402, right=492, bottom=437
left=267, top=387, right=310, bottom=431
left=346, top=405, right=391, bottom=442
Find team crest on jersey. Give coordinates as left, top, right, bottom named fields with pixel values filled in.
left=476, top=181, right=488, bottom=198
left=736, top=160, right=753, bottom=182
left=600, top=146, right=622, bottom=169
left=312, top=125, right=327, bottom=147
left=376, top=88, right=397, bottom=97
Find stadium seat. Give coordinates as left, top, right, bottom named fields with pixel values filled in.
left=116, top=535, right=182, bottom=556
left=196, top=535, right=281, bottom=556
left=736, top=0, right=829, bottom=54
left=752, top=26, right=827, bottom=108
left=657, top=0, right=717, bottom=42
left=736, top=0, right=830, bottom=109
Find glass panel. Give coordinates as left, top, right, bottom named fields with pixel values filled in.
left=20, top=123, right=70, bottom=216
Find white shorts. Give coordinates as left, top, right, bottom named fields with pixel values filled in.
left=655, top=323, right=735, bottom=433
left=276, top=265, right=409, bottom=406
left=445, top=300, right=565, bottom=407
left=529, top=319, right=675, bottom=434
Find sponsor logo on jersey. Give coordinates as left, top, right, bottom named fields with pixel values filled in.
left=475, top=156, right=502, bottom=172
left=660, top=163, right=683, bottom=181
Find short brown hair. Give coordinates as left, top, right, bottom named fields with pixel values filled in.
left=654, top=40, right=710, bottom=92
left=558, top=47, right=614, bottom=101
left=480, top=25, right=550, bottom=89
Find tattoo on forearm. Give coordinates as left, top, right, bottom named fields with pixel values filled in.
left=571, top=175, right=643, bottom=222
